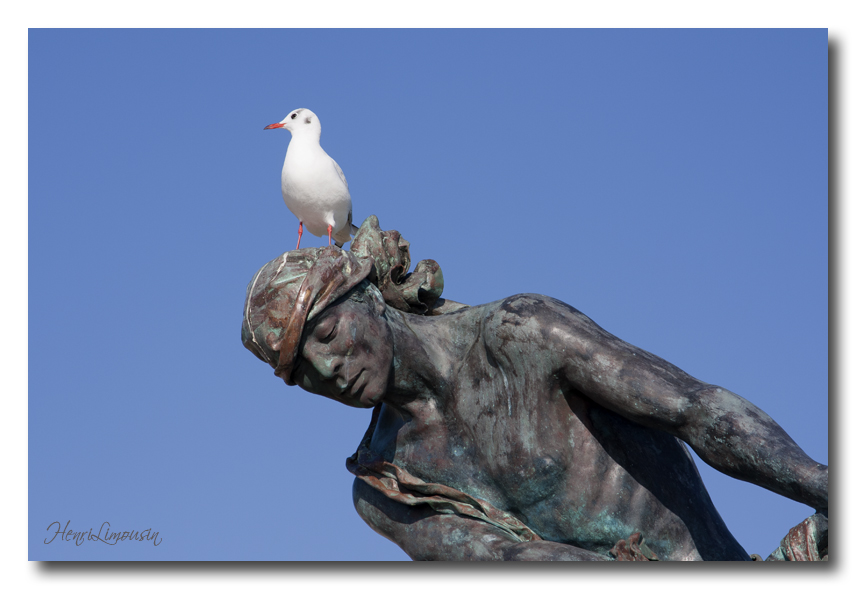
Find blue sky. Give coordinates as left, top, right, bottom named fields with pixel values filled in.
left=28, top=28, right=828, bottom=561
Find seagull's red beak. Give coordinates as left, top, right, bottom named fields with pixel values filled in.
left=264, top=123, right=286, bottom=130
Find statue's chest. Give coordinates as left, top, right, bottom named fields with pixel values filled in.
left=372, top=381, right=583, bottom=515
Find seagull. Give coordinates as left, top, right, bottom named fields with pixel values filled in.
left=264, top=108, right=357, bottom=249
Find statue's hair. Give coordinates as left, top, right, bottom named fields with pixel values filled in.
left=345, top=279, right=385, bottom=308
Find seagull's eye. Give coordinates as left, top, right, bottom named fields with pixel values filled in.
left=291, top=113, right=297, bottom=119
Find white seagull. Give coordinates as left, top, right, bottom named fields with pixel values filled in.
left=264, top=108, right=357, bottom=249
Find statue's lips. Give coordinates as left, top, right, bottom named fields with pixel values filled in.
left=343, top=368, right=366, bottom=399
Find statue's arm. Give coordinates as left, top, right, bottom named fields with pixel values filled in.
left=540, top=297, right=827, bottom=511
left=352, top=479, right=608, bottom=561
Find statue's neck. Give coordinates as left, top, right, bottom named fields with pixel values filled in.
left=382, top=308, right=479, bottom=414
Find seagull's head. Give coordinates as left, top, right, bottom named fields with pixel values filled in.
left=264, top=108, right=321, bottom=137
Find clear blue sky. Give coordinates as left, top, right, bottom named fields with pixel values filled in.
left=29, top=28, right=827, bottom=561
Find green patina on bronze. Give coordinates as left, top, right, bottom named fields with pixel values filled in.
left=241, top=217, right=828, bottom=562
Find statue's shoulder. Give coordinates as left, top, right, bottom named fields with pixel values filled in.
left=488, top=293, right=576, bottom=322
left=436, top=294, right=584, bottom=354
left=479, top=293, right=578, bottom=342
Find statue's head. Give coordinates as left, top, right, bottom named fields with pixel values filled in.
left=242, top=216, right=446, bottom=407
left=242, top=246, right=394, bottom=407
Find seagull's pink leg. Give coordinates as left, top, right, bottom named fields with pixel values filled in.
left=296, top=221, right=303, bottom=249
left=327, top=224, right=332, bottom=246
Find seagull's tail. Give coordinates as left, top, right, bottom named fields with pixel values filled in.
left=334, top=224, right=360, bottom=249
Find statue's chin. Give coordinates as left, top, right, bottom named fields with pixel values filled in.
left=357, top=391, right=384, bottom=408
left=335, top=394, right=380, bottom=410
left=350, top=383, right=382, bottom=408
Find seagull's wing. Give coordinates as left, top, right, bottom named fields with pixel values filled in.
left=334, top=208, right=358, bottom=248
left=331, top=158, right=349, bottom=189
left=348, top=209, right=357, bottom=235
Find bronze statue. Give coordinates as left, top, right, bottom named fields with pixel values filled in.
left=242, top=217, right=828, bottom=561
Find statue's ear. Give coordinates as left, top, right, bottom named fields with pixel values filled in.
left=372, top=294, right=387, bottom=316
left=365, top=286, right=386, bottom=316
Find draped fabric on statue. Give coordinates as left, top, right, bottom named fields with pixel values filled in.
left=765, top=513, right=828, bottom=561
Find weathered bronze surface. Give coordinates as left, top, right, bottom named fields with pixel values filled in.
left=242, top=216, right=828, bottom=561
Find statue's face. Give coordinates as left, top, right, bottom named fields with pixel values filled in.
left=290, top=297, right=393, bottom=408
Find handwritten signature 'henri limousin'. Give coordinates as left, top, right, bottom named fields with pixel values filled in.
left=44, top=520, right=162, bottom=546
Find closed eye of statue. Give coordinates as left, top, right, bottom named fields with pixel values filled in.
left=314, top=319, right=337, bottom=343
